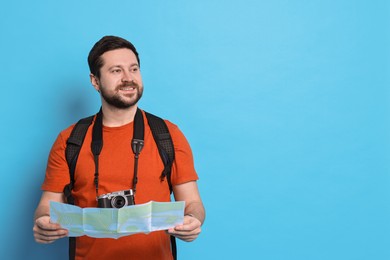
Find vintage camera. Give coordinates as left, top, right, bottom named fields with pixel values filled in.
left=97, top=189, right=135, bottom=208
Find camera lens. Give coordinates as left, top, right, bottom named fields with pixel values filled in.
left=111, top=195, right=128, bottom=208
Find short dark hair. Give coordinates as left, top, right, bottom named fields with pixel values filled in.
left=88, top=35, right=140, bottom=78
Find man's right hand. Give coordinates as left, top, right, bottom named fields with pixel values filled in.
left=33, top=215, right=68, bottom=244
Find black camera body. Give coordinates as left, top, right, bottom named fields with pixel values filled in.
left=97, top=189, right=135, bottom=208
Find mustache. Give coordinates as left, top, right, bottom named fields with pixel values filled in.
left=117, top=81, right=139, bottom=89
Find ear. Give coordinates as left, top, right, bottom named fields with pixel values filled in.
left=90, top=73, right=100, bottom=92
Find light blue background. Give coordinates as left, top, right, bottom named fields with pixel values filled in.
left=0, top=1, right=389, bottom=259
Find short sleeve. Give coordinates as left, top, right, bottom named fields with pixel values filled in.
left=41, top=127, right=73, bottom=192
left=166, top=121, right=199, bottom=185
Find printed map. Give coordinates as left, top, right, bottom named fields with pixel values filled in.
left=50, top=201, right=185, bottom=239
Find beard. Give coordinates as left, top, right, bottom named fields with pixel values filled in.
left=100, top=82, right=143, bottom=109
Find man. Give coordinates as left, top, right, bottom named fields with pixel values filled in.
left=33, top=35, right=205, bottom=259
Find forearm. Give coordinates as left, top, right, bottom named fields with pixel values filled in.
left=173, top=181, right=205, bottom=225
left=33, top=191, right=67, bottom=243
left=34, top=191, right=65, bottom=220
left=34, top=203, right=50, bottom=221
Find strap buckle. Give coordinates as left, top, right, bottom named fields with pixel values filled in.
left=132, top=139, right=144, bottom=155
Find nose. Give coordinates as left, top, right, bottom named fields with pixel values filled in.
left=121, top=70, right=134, bottom=83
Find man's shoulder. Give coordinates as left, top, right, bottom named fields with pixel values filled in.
left=57, top=123, right=77, bottom=141
left=142, top=110, right=180, bottom=133
left=58, top=114, right=95, bottom=141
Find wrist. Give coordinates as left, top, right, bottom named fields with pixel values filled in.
left=35, top=214, right=50, bottom=221
left=185, top=213, right=200, bottom=223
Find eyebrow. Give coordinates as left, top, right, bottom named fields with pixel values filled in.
left=107, top=63, right=139, bottom=70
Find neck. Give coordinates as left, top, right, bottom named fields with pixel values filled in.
left=101, top=104, right=138, bottom=127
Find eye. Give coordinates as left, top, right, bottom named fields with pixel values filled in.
left=111, top=68, right=122, bottom=73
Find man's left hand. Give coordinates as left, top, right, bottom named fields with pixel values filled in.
left=167, top=215, right=202, bottom=242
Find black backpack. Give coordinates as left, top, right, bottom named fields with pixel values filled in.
left=63, top=109, right=177, bottom=260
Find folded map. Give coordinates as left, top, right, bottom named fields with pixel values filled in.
left=50, top=201, right=185, bottom=239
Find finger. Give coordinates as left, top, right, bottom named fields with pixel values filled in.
left=174, top=220, right=201, bottom=231
left=36, top=220, right=62, bottom=231
left=33, top=225, right=68, bottom=238
left=33, top=221, right=67, bottom=233
left=33, top=230, right=68, bottom=244
left=174, top=224, right=194, bottom=231
left=167, top=226, right=201, bottom=238
left=38, top=229, right=68, bottom=237
left=34, top=234, right=67, bottom=244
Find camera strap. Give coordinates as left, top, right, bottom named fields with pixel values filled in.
left=91, top=107, right=144, bottom=200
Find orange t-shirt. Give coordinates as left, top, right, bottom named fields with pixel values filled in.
left=42, top=111, right=198, bottom=260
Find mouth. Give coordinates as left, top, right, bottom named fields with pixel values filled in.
left=117, top=82, right=138, bottom=92
left=119, top=86, right=136, bottom=91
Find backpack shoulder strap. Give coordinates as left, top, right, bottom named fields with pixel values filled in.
left=144, top=111, right=177, bottom=260
left=145, top=111, right=175, bottom=194
left=64, top=115, right=94, bottom=205
left=64, top=115, right=94, bottom=260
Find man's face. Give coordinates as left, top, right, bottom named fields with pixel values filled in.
left=91, top=48, right=143, bottom=109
